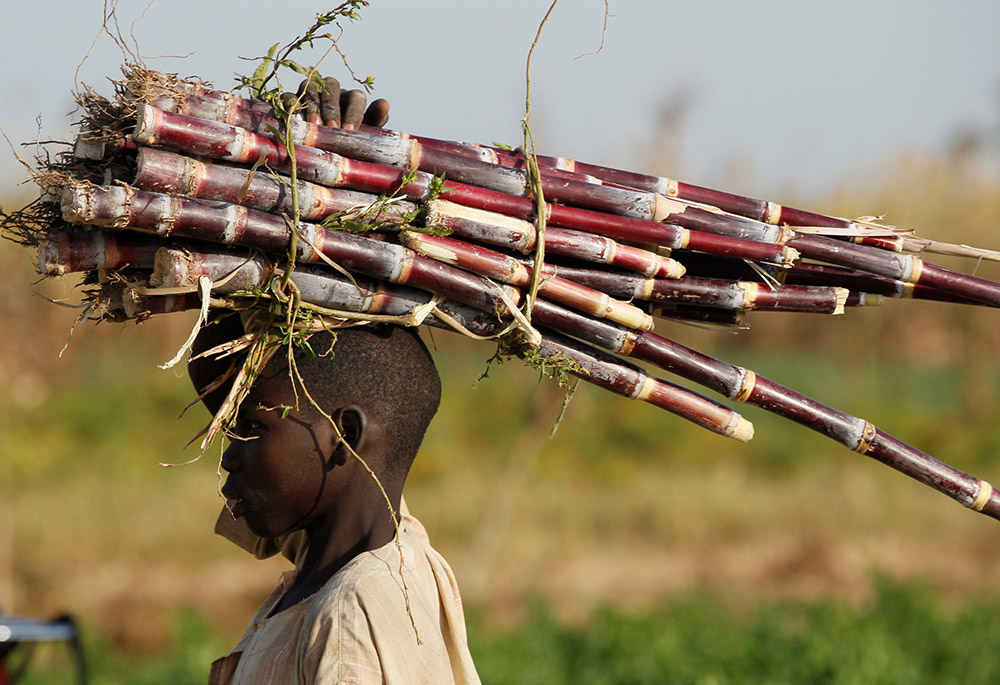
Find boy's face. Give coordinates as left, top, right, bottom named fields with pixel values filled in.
left=220, top=373, right=339, bottom=539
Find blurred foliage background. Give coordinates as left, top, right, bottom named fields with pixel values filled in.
left=2, top=124, right=999, bottom=681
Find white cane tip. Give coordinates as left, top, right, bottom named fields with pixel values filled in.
left=731, top=417, right=755, bottom=443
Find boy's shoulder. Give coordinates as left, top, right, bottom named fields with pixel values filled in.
left=298, top=514, right=482, bottom=684
left=309, top=513, right=435, bottom=617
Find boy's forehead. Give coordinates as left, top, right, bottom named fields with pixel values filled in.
left=245, top=370, right=297, bottom=406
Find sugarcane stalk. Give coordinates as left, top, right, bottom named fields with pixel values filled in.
left=643, top=303, right=747, bottom=327
left=135, top=151, right=687, bottom=280
left=37, top=230, right=163, bottom=275
left=132, top=103, right=799, bottom=251
left=399, top=230, right=655, bottom=331
left=150, top=244, right=752, bottom=440
left=145, top=102, right=1000, bottom=307
left=133, top=147, right=419, bottom=223
left=132, top=105, right=802, bottom=270
left=424, top=199, right=685, bottom=279
left=140, top=105, right=896, bottom=296
left=785, top=263, right=994, bottom=307
left=60, top=184, right=523, bottom=317
left=543, top=262, right=851, bottom=314
left=785, top=234, right=1000, bottom=306
left=535, top=332, right=753, bottom=441
left=156, top=90, right=1000, bottom=269
left=143, top=91, right=878, bottom=237
left=526, top=296, right=1000, bottom=520
left=127, top=112, right=1000, bottom=309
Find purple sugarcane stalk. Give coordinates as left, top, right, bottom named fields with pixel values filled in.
left=151, top=245, right=752, bottom=440
left=133, top=104, right=799, bottom=269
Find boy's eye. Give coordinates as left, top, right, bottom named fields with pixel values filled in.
left=231, top=418, right=266, bottom=439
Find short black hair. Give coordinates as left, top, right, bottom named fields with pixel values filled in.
left=282, top=325, right=441, bottom=479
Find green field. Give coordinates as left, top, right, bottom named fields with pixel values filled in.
left=11, top=581, right=1000, bottom=684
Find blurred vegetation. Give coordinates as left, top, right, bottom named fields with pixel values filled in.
left=12, top=580, right=1000, bottom=684
left=1, top=146, right=999, bottom=682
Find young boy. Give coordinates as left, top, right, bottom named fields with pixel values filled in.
left=192, top=321, right=480, bottom=684
left=189, top=79, right=480, bottom=684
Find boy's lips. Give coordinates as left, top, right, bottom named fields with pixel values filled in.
left=227, top=498, right=247, bottom=518
left=222, top=487, right=247, bottom=518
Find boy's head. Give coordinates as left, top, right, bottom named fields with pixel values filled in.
left=287, top=324, right=442, bottom=478
left=220, top=324, right=440, bottom=539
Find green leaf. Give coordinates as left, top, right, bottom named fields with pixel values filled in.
left=249, top=43, right=280, bottom=98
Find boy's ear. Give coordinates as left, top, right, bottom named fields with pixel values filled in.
left=328, top=406, right=366, bottom=467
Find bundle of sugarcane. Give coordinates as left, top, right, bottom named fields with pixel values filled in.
left=6, top=67, right=1000, bottom=521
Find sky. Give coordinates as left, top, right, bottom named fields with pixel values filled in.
left=1, top=0, right=998, bottom=203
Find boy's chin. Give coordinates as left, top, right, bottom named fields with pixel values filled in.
left=244, top=513, right=299, bottom=541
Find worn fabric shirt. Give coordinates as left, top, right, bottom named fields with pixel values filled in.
left=209, top=508, right=480, bottom=685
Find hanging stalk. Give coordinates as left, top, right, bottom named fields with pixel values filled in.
left=535, top=332, right=752, bottom=441
left=526, top=298, right=1000, bottom=520
left=145, top=241, right=999, bottom=518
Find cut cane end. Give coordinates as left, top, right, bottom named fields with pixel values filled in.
left=73, top=137, right=106, bottom=161
left=782, top=246, right=801, bottom=267
left=133, top=104, right=158, bottom=146
left=660, top=259, right=686, bottom=280
left=60, top=186, right=90, bottom=223
left=651, top=193, right=686, bottom=223
left=628, top=310, right=657, bottom=332
left=37, top=240, right=66, bottom=277
left=730, top=416, right=754, bottom=442
left=400, top=231, right=459, bottom=266
left=832, top=287, right=849, bottom=315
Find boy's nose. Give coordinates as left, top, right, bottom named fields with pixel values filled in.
left=220, top=442, right=241, bottom=473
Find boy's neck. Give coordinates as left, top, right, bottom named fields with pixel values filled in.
left=274, top=483, right=402, bottom=612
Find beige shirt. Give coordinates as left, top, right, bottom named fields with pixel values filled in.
left=209, top=507, right=480, bottom=685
